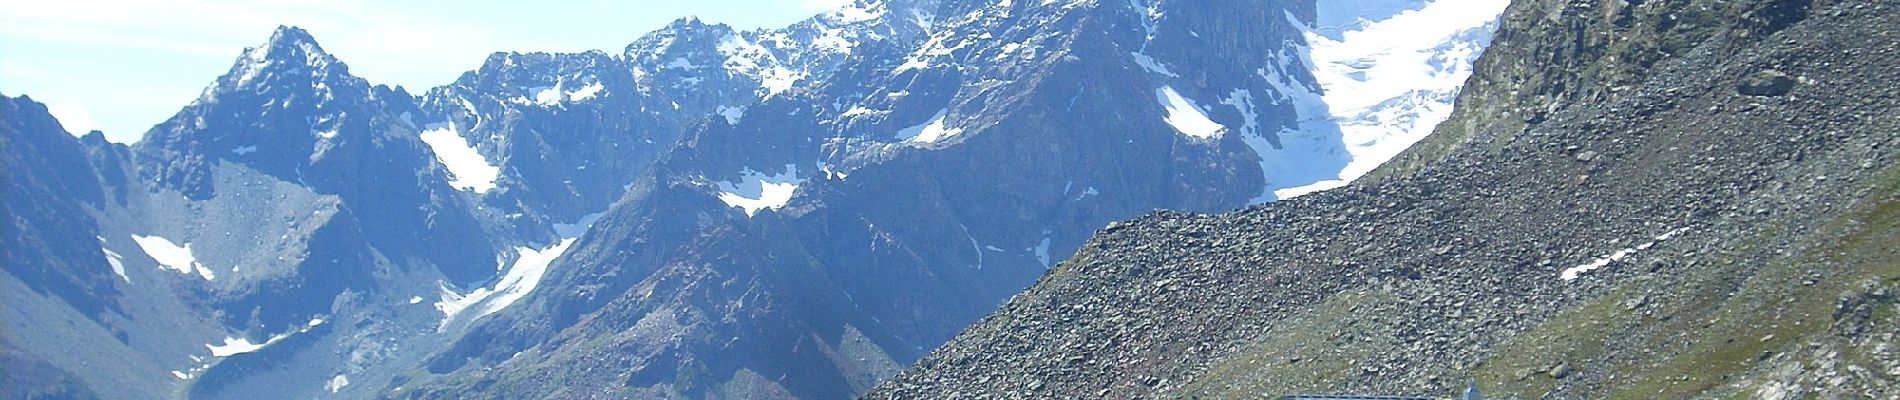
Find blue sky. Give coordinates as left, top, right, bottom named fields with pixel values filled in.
left=0, top=0, right=850, bottom=143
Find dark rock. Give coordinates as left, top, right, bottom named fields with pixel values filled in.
left=1738, top=69, right=1797, bottom=96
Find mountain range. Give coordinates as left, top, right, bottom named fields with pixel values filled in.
left=16, top=0, right=1878, bottom=399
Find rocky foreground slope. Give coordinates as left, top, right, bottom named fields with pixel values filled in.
left=868, top=0, right=1900, bottom=398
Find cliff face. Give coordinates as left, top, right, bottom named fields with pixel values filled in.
left=868, top=1, right=1899, bottom=398
left=1370, top=0, right=1825, bottom=182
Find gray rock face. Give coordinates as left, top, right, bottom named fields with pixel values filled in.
left=868, top=0, right=1900, bottom=399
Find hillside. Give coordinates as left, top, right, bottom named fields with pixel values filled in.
left=867, top=0, right=1900, bottom=398
left=3, top=1, right=1516, bottom=399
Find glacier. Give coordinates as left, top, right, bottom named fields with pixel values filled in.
left=1259, top=0, right=1509, bottom=201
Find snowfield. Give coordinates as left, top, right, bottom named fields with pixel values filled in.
left=714, top=165, right=807, bottom=216
left=130, top=234, right=214, bottom=280
left=1256, top=0, right=1508, bottom=201
left=1156, top=86, right=1225, bottom=139
left=419, top=122, right=501, bottom=193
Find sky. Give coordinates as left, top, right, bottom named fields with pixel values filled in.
left=0, top=0, right=852, bottom=144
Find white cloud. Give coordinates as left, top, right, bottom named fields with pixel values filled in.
left=45, top=103, right=100, bottom=135
left=799, top=0, right=853, bottom=12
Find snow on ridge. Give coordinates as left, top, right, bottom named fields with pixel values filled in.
left=895, top=108, right=964, bottom=144
left=1155, top=86, right=1224, bottom=139
left=715, top=164, right=807, bottom=217
left=130, top=235, right=214, bottom=280
left=828, top=1, right=887, bottom=24
left=418, top=122, right=500, bottom=193
left=1561, top=227, right=1692, bottom=281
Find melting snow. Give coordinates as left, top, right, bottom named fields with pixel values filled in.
left=1155, top=86, right=1224, bottom=139
left=130, top=235, right=214, bottom=280
left=895, top=109, right=963, bottom=143
left=436, top=238, right=578, bottom=329
left=715, top=164, right=806, bottom=217
left=418, top=122, right=500, bottom=193
left=1561, top=227, right=1692, bottom=281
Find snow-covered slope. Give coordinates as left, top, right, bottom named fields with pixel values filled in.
left=1260, top=0, right=1508, bottom=200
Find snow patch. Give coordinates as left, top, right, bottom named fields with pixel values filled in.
left=895, top=109, right=963, bottom=143
left=1033, top=232, right=1053, bottom=267
left=552, top=212, right=605, bottom=238
left=1130, top=52, right=1178, bottom=77
left=1155, top=86, right=1224, bottom=139
left=529, top=85, right=561, bottom=105
left=205, top=337, right=268, bottom=357
left=98, top=237, right=128, bottom=282
left=1561, top=227, right=1692, bottom=281
left=130, top=235, right=213, bottom=280
left=230, top=145, right=257, bottom=155
left=759, top=67, right=803, bottom=96
left=566, top=82, right=605, bottom=102
left=840, top=106, right=880, bottom=119
left=715, top=164, right=806, bottom=217
left=326, top=374, right=350, bottom=393
left=408, top=296, right=423, bottom=305
left=418, top=122, right=500, bottom=193
left=717, top=105, right=746, bottom=125
left=435, top=238, right=578, bottom=329
left=204, top=316, right=326, bottom=357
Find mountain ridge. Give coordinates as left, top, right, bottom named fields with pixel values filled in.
left=867, top=0, right=1899, bottom=398
left=2, top=1, right=1518, bottom=398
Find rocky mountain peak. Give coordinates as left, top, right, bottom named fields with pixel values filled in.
left=208, top=26, right=349, bottom=94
